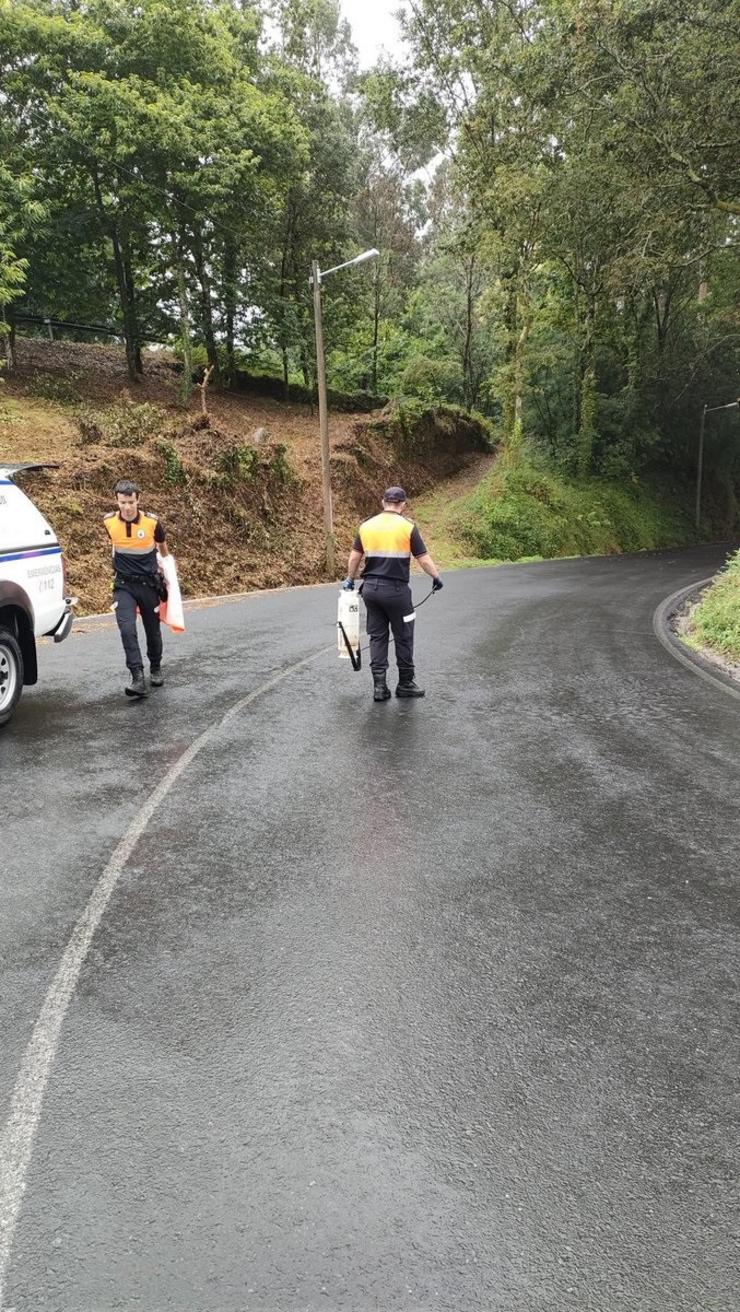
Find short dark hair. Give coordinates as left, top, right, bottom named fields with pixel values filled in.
left=114, top=480, right=139, bottom=497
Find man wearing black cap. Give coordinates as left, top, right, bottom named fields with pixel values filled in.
left=343, top=486, right=443, bottom=701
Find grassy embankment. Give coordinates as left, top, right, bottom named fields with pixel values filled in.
left=415, top=451, right=707, bottom=570
left=683, top=550, right=740, bottom=663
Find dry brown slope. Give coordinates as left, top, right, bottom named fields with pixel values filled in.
left=0, top=339, right=487, bottom=611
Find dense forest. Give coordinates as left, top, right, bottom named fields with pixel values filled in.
left=1, top=0, right=739, bottom=506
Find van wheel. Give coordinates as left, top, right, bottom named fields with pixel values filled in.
left=0, top=627, right=24, bottom=727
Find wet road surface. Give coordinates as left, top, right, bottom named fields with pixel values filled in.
left=1, top=548, right=738, bottom=1311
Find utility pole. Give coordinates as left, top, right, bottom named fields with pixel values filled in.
left=695, top=404, right=707, bottom=532
left=310, top=248, right=379, bottom=578
left=695, top=399, right=740, bottom=532
left=311, top=259, right=334, bottom=576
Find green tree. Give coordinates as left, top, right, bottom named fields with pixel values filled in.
left=0, top=0, right=307, bottom=379
left=352, top=144, right=420, bottom=394
left=0, top=155, right=46, bottom=366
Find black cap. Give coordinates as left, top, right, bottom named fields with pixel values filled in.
left=383, top=486, right=407, bottom=503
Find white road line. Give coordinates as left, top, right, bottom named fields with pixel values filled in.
left=0, top=644, right=332, bottom=1306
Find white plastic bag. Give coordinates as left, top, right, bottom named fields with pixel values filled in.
left=157, top=552, right=185, bottom=633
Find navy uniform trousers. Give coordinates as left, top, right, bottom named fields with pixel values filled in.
left=361, top=577, right=415, bottom=675
left=113, top=578, right=163, bottom=672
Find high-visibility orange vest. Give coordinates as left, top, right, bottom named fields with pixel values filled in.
left=359, top=511, right=414, bottom=558
left=357, top=510, right=422, bottom=581
left=104, top=510, right=161, bottom=576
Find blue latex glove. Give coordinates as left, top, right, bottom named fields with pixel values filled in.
left=432, top=577, right=444, bottom=592
left=341, top=578, right=355, bottom=591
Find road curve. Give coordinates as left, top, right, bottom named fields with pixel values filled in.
left=1, top=546, right=738, bottom=1312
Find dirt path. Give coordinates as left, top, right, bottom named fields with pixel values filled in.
left=410, top=451, right=497, bottom=570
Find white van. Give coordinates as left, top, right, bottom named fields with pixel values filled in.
left=0, top=463, right=76, bottom=727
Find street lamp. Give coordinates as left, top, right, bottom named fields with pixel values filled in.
left=695, top=399, right=740, bottom=531
left=310, top=248, right=380, bottom=575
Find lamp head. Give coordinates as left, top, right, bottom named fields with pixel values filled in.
left=351, top=248, right=380, bottom=266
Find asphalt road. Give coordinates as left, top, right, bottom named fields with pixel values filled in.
left=1, top=547, right=738, bottom=1312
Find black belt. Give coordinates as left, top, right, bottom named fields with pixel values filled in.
left=114, top=575, right=163, bottom=600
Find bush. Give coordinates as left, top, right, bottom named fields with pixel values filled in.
left=77, top=401, right=169, bottom=447
left=231, top=369, right=387, bottom=413
left=460, top=456, right=694, bottom=562
left=363, top=400, right=494, bottom=457
left=215, top=442, right=294, bottom=490
left=217, top=444, right=260, bottom=487
left=269, top=443, right=294, bottom=486
left=26, top=371, right=83, bottom=404
left=464, top=468, right=570, bottom=558
left=689, top=550, right=740, bottom=659
left=592, top=395, right=662, bottom=479
left=400, top=356, right=465, bottom=404
left=156, top=441, right=187, bottom=487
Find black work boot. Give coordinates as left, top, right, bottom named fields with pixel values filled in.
left=373, top=674, right=391, bottom=702
left=150, top=665, right=164, bottom=687
left=396, top=669, right=425, bottom=698
left=125, top=666, right=148, bottom=698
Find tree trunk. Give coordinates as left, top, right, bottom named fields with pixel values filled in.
left=653, top=285, right=672, bottom=421
left=279, top=236, right=289, bottom=396
left=223, top=239, right=236, bottom=383
left=172, top=230, right=193, bottom=405
left=501, top=275, right=518, bottom=436
left=301, top=341, right=312, bottom=393
left=576, top=301, right=597, bottom=477
left=654, top=286, right=671, bottom=357
left=112, top=229, right=139, bottom=379
left=91, top=165, right=139, bottom=381
left=371, top=262, right=381, bottom=395
left=576, top=366, right=597, bottom=478
left=462, top=254, right=476, bottom=409
left=572, top=280, right=582, bottom=434
left=509, top=277, right=532, bottom=458
left=198, top=364, right=214, bottom=420
left=279, top=207, right=293, bottom=400
left=122, top=241, right=143, bottom=373
left=1, top=307, right=15, bottom=371
left=512, top=315, right=529, bottom=447
left=190, top=227, right=219, bottom=374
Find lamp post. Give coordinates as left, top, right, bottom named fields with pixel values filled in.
left=695, top=399, right=740, bottom=531
left=310, top=248, right=379, bottom=575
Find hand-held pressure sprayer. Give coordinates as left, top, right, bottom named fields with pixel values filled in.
left=337, top=578, right=441, bottom=672
left=337, top=587, right=362, bottom=670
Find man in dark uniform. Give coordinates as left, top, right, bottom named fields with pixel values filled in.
left=343, top=485, right=443, bottom=702
left=104, top=479, right=169, bottom=698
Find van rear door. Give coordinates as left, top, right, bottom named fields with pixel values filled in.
left=0, top=474, right=59, bottom=553
left=0, top=468, right=65, bottom=636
